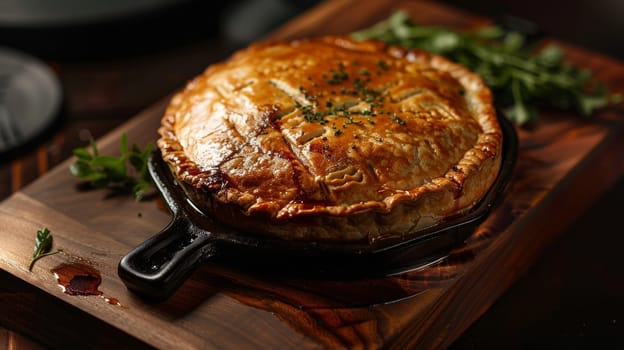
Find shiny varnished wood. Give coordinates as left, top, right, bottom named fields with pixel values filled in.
left=1, top=0, right=624, bottom=349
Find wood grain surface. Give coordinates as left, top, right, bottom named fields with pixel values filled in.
left=1, top=0, right=623, bottom=349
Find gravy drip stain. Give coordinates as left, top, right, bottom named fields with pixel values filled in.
left=104, top=297, right=121, bottom=306
left=52, top=263, right=102, bottom=296
left=51, top=263, right=122, bottom=306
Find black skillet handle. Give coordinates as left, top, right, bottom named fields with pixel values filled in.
left=118, top=151, right=216, bottom=300
left=118, top=216, right=215, bottom=300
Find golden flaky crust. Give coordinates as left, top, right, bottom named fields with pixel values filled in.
left=158, top=36, right=502, bottom=242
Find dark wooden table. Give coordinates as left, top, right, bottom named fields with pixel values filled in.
left=1, top=0, right=623, bottom=348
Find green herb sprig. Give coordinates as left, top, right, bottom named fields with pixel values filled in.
left=28, top=228, right=62, bottom=271
left=351, top=11, right=616, bottom=124
left=69, top=134, right=153, bottom=200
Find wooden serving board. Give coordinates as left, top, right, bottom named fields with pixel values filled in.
left=2, top=0, right=624, bottom=349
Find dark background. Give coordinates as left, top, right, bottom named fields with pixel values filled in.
left=0, top=0, right=622, bottom=348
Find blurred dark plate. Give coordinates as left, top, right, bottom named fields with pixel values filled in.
left=0, top=0, right=188, bottom=27
left=0, top=1, right=228, bottom=61
left=0, top=46, right=61, bottom=154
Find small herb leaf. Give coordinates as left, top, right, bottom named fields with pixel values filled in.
left=69, top=160, right=93, bottom=178
left=28, top=228, right=62, bottom=271
left=70, top=134, right=154, bottom=200
left=73, top=148, right=93, bottom=161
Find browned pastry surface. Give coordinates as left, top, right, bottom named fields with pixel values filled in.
left=158, top=36, right=502, bottom=242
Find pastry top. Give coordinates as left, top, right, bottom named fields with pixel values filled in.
left=158, top=36, right=501, bottom=225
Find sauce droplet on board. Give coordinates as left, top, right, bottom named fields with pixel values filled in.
left=104, top=297, right=121, bottom=306
left=51, top=262, right=123, bottom=307
left=51, top=263, right=102, bottom=296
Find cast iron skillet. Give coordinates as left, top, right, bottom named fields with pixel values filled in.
left=118, top=116, right=517, bottom=300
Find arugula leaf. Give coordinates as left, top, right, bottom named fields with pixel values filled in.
left=351, top=10, right=613, bottom=124
left=28, top=228, right=63, bottom=271
left=69, top=134, right=154, bottom=200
